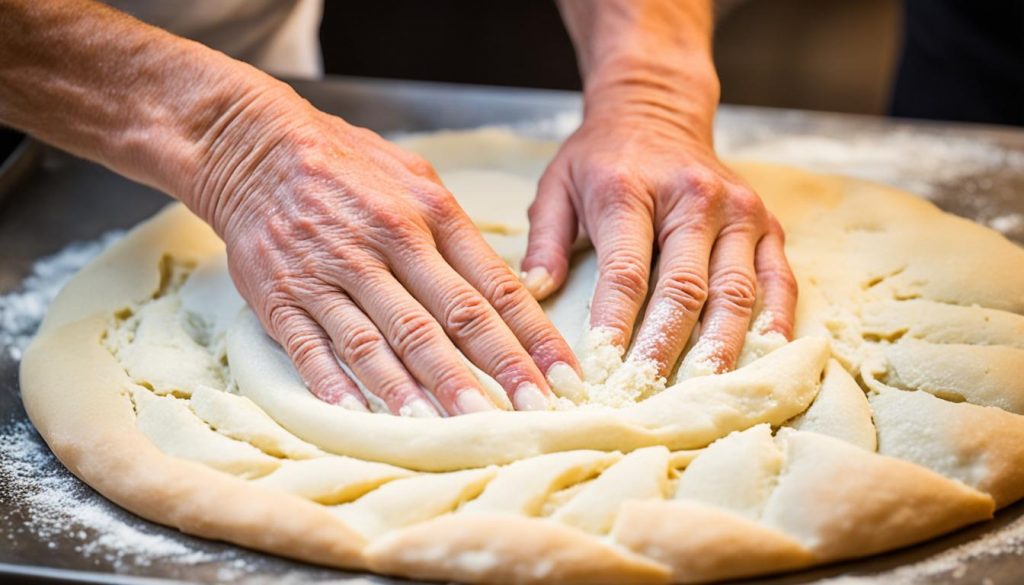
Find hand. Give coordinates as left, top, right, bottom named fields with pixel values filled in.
left=195, top=86, right=580, bottom=416
left=521, top=112, right=797, bottom=379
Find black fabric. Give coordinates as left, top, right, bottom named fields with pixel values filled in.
left=319, top=1, right=581, bottom=90
left=0, top=128, right=23, bottom=167
left=891, top=0, right=1024, bottom=126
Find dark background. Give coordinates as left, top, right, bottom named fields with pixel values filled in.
left=320, top=0, right=1022, bottom=125
left=319, top=0, right=902, bottom=114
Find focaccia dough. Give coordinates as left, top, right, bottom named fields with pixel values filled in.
left=20, top=128, right=1024, bottom=584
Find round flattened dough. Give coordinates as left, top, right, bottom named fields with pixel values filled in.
left=19, top=129, right=1024, bottom=584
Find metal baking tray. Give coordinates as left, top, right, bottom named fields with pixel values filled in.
left=1, top=76, right=1022, bottom=584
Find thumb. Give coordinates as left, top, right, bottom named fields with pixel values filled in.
left=521, top=169, right=577, bottom=301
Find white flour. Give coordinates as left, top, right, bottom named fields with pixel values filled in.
left=0, top=232, right=229, bottom=571
left=0, top=231, right=123, bottom=360
left=0, top=421, right=216, bottom=567
left=714, top=112, right=1024, bottom=202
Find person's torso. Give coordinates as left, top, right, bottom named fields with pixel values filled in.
left=104, top=0, right=323, bottom=78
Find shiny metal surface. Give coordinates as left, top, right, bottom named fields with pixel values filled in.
left=1, top=76, right=1022, bottom=584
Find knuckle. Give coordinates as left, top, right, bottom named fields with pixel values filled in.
left=430, top=368, right=472, bottom=401
left=595, top=164, right=641, bottom=195
left=480, top=270, right=527, bottom=314
left=283, top=330, right=326, bottom=372
left=373, top=378, right=410, bottom=404
left=365, top=201, right=419, bottom=237
left=682, top=169, right=724, bottom=202
left=339, top=326, right=385, bottom=365
left=660, top=270, right=710, bottom=313
left=265, top=302, right=297, bottom=335
left=442, top=290, right=493, bottom=340
left=483, top=350, right=524, bottom=382
left=389, top=309, right=439, bottom=358
left=711, top=269, right=758, bottom=311
left=307, top=241, right=369, bottom=280
left=729, top=188, right=766, bottom=219
left=267, top=274, right=305, bottom=304
left=602, top=257, right=650, bottom=299
left=295, top=145, right=334, bottom=181
left=523, top=332, right=569, bottom=369
left=405, top=154, right=438, bottom=178
left=419, top=186, right=464, bottom=224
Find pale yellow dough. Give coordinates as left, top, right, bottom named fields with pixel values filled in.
left=20, top=128, right=1024, bottom=584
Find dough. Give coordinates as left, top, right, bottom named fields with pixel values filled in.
left=20, top=128, right=1024, bottom=584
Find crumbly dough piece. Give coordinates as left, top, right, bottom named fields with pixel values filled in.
left=868, top=385, right=1024, bottom=508
left=109, top=296, right=224, bottom=397
left=459, top=450, right=620, bottom=516
left=551, top=446, right=670, bottom=534
left=131, top=387, right=280, bottom=479
left=761, top=429, right=995, bottom=560
left=674, top=424, right=782, bottom=521
left=787, top=359, right=876, bottom=450
left=333, top=468, right=496, bottom=539
left=860, top=299, right=1024, bottom=348
left=189, top=385, right=322, bottom=459
left=881, top=339, right=1024, bottom=413
left=254, top=456, right=414, bottom=505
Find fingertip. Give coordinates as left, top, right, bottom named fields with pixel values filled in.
left=511, top=382, right=554, bottom=411
left=519, top=266, right=558, bottom=300
left=453, top=389, right=498, bottom=415
left=545, top=361, right=586, bottom=402
left=398, top=396, right=441, bottom=418
left=751, top=308, right=794, bottom=340
left=338, top=393, right=371, bottom=412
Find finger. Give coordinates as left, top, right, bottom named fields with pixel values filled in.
left=628, top=225, right=716, bottom=376
left=265, top=304, right=369, bottom=411
left=683, top=228, right=760, bottom=374
left=346, top=270, right=499, bottom=415
left=386, top=234, right=558, bottom=411
left=752, top=218, right=797, bottom=338
left=521, top=168, right=579, bottom=300
left=433, top=208, right=585, bottom=401
left=304, top=289, right=440, bottom=418
left=587, top=199, right=656, bottom=354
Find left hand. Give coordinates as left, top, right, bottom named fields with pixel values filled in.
left=520, top=112, right=797, bottom=378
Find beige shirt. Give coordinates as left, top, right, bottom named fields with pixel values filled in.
left=105, top=0, right=323, bottom=79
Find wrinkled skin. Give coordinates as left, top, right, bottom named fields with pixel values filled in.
left=521, top=111, right=797, bottom=376
left=207, top=93, right=581, bottom=416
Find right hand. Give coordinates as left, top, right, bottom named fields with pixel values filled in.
left=193, top=84, right=581, bottom=417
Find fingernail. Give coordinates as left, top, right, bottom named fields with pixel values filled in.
left=512, top=383, right=553, bottom=411
left=520, top=267, right=555, bottom=299
left=398, top=397, right=440, bottom=418
left=455, top=390, right=497, bottom=414
left=546, top=362, right=586, bottom=402
left=339, top=394, right=370, bottom=412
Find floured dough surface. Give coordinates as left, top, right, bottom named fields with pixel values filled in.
left=19, top=128, right=1024, bottom=584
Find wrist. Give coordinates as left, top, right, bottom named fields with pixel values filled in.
left=159, top=60, right=308, bottom=237
left=582, top=52, right=720, bottom=143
